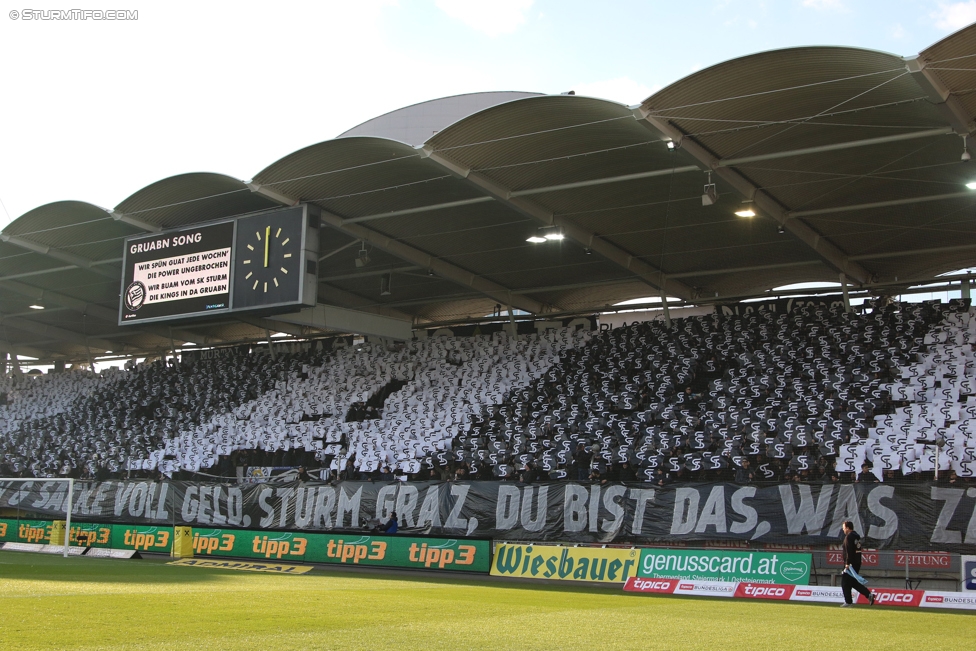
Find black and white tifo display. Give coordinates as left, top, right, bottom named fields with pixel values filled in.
left=119, top=205, right=320, bottom=325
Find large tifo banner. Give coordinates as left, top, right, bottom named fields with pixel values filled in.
left=0, top=518, right=489, bottom=572
left=2, top=480, right=976, bottom=551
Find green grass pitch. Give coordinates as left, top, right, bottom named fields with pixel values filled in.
left=1, top=551, right=972, bottom=651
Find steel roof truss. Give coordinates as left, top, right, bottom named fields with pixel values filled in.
left=635, top=110, right=873, bottom=285
left=246, top=184, right=546, bottom=314
left=905, top=56, right=976, bottom=136
left=0, top=234, right=119, bottom=280
left=421, top=147, right=698, bottom=301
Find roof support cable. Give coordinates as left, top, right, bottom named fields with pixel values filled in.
left=83, top=314, right=94, bottom=374
left=723, top=70, right=911, bottom=160
left=658, top=146, right=678, bottom=313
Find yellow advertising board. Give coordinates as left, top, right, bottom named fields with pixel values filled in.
left=167, top=558, right=311, bottom=574
left=490, top=543, right=638, bottom=583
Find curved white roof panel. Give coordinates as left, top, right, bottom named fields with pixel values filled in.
left=337, top=91, right=543, bottom=146
left=3, top=27, right=976, bottom=361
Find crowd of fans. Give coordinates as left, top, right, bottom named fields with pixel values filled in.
left=452, top=300, right=975, bottom=483
left=0, top=299, right=973, bottom=484
left=0, top=352, right=297, bottom=478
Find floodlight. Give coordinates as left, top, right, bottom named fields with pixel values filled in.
left=355, top=242, right=371, bottom=267
left=734, top=198, right=756, bottom=217
left=702, top=172, right=718, bottom=206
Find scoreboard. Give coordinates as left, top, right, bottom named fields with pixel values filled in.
left=119, top=205, right=320, bottom=325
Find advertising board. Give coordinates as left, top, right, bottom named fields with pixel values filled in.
left=490, top=543, right=638, bottom=583
left=0, top=518, right=52, bottom=543
left=1, top=518, right=490, bottom=573
left=963, top=555, right=976, bottom=592
left=187, top=528, right=490, bottom=573
left=625, top=579, right=973, bottom=610
left=637, top=548, right=812, bottom=585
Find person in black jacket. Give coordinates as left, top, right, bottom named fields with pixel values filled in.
left=856, top=463, right=879, bottom=483
left=840, top=520, right=876, bottom=607
left=573, top=443, right=591, bottom=481
left=734, top=458, right=755, bottom=484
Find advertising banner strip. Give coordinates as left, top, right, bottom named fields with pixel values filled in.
left=85, top=548, right=140, bottom=559
left=0, top=518, right=51, bottom=544
left=637, top=548, right=812, bottom=585
left=919, top=591, right=976, bottom=610
left=11, top=519, right=493, bottom=574
left=5, top=479, right=976, bottom=552
left=491, top=543, right=639, bottom=583
left=624, top=578, right=975, bottom=610
left=185, top=528, right=490, bottom=573
left=789, top=586, right=846, bottom=604
left=167, top=559, right=312, bottom=574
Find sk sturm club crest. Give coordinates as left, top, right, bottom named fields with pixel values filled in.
left=124, top=281, right=146, bottom=311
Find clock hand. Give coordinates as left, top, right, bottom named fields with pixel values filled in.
left=263, top=226, right=270, bottom=268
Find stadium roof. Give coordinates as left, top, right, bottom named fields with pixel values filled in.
left=3, top=27, right=976, bottom=363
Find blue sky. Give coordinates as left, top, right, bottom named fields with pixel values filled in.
left=0, top=0, right=974, bottom=224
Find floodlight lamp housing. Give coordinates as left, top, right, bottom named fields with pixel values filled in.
left=355, top=243, right=371, bottom=268
left=702, top=183, right=718, bottom=206
left=735, top=200, right=756, bottom=218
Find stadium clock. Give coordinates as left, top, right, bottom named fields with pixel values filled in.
left=231, top=205, right=320, bottom=312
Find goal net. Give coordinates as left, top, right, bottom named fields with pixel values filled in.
left=0, top=478, right=75, bottom=558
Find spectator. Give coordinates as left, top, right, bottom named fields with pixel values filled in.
left=735, top=458, right=755, bottom=484
left=573, top=443, right=591, bottom=481
left=618, top=461, right=637, bottom=482
left=856, top=463, right=879, bottom=483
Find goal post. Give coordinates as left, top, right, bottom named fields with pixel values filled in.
left=0, top=478, right=75, bottom=558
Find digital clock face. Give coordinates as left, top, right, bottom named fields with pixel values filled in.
left=231, top=206, right=306, bottom=310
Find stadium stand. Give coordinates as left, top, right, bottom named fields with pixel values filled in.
left=0, top=327, right=588, bottom=479
left=0, top=302, right=973, bottom=483
left=0, top=368, right=127, bottom=477
left=453, top=300, right=976, bottom=483
left=863, top=304, right=976, bottom=479
left=0, top=353, right=293, bottom=478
